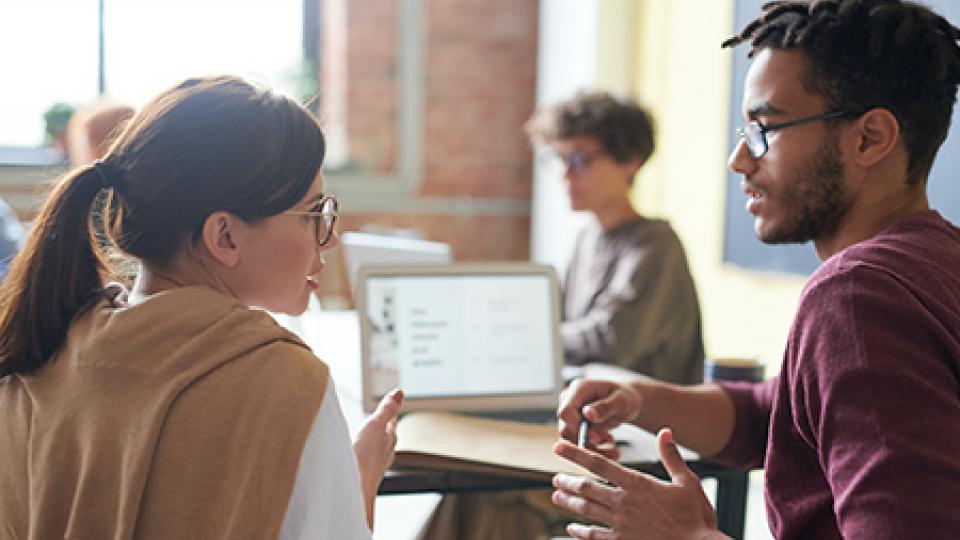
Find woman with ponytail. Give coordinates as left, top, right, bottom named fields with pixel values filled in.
left=0, top=75, right=400, bottom=539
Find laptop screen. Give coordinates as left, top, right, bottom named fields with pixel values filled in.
left=358, top=264, right=562, bottom=413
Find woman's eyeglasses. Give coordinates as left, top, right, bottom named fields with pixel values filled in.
left=284, top=194, right=339, bottom=247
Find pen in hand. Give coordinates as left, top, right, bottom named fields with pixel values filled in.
left=578, top=417, right=590, bottom=448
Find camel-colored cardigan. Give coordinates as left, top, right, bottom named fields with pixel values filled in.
left=0, top=286, right=329, bottom=539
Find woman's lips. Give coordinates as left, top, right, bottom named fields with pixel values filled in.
left=306, top=260, right=325, bottom=291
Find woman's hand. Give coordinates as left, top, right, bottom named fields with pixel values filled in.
left=353, top=388, right=403, bottom=528
left=552, top=428, right=727, bottom=540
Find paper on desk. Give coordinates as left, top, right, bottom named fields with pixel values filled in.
left=611, top=423, right=700, bottom=463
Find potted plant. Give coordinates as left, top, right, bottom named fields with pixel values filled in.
left=42, top=102, right=76, bottom=153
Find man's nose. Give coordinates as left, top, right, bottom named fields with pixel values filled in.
left=728, top=137, right=757, bottom=176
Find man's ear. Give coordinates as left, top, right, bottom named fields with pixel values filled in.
left=200, top=211, right=241, bottom=267
left=851, top=107, right=901, bottom=168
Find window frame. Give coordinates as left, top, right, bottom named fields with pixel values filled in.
left=0, top=0, right=426, bottom=201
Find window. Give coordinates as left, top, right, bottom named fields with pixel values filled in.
left=0, top=1, right=99, bottom=157
left=102, top=0, right=306, bottom=110
left=1, top=0, right=422, bottom=195
left=0, top=0, right=311, bottom=165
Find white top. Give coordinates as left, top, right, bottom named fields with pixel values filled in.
left=279, top=384, right=373, bottom=540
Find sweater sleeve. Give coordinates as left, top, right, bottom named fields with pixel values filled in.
left=280, top=384, right=372, bottom=540
left=710, top=378, right=776, bottom=469
left=793, top=263, right=960, bottom=539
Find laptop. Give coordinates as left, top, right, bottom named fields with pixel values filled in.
left=357, top=262, right=563, bottom=422
left=341, top=231, right=452, bottom=298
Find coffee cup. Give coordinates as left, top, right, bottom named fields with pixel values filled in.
left=704, top=357, right=764, bottom=383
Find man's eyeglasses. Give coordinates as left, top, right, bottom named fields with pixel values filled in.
left=538, top=148, right=606, bottom=176
left=736, top=110, right=857, bottom=159
left=284, top=194, right=338, bottom=247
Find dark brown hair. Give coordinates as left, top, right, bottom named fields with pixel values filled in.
left=526, top=91, right=656, bottom=171
left=723, top=0, right=960, bottom=185
left=0, top=75, right=326, bottom=377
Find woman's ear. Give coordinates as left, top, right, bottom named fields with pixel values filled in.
left=200, top=211, right=241, bottom=267
left=852, top=107, right=901, bottom=168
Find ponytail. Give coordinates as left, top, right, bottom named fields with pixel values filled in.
left=0, top=75, right=328, bottom=377
left=0, top=165, right=111, bottom=377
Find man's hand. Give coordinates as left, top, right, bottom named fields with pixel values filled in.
left=558, top=378, right=643, bottom=459
left=552, top=428, right=726, bottom=540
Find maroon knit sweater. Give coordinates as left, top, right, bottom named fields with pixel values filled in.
left=715, top=210, right=960, bottom=539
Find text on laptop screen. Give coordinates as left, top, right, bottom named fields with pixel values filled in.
left=365, top=274, right=555, bottom=400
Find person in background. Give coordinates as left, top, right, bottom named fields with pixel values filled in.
left=66, top=101, right=135, bottom=166
left=550, top=1, right=960, bottom=538
left=526, top=92, right=704, bottom=384
left=0, top=197, right=24, bottom=280
left=419, top=92, right=710, bottom=540
left=0, top=75, right=400, bottom=539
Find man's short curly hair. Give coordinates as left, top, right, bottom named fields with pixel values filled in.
left=723, top=0, right=960, bottom=185
left=525, top=91, right=656, bottom=169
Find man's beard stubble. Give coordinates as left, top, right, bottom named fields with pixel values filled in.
left=759, top=132, right=853, bottom=245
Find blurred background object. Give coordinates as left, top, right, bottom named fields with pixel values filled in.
left=42, top=102, right=76, bottom=160
left=66, top=101, right=134, bottom=166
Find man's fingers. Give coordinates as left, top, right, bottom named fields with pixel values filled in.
left=557, top=380, right=593, bottom=425
left=567, top=522, right=615, bottom=540
left=553, top=473, right=619, bottom=507
left=657, top=428, right=695, bottom=487
left=558, top=380, right=622, bottom=422
left=557, top=420, right=615, bottom=448
left=591, top=430, right=615, bottom=445
left=582, top=430, right=620, bottom=459
left=551, top=489, right=613, bottom=525
left=554, top=440, right=633, bottom=485
left=556, top=421, right=620, bottom=459
left=558, top=381, right=634, bottom=446
left=582, top=393, right=630, bottom=426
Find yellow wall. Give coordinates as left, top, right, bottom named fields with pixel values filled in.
left=596, top=0, right=808, bottom=372
left=595, top=0, right=638, bottom=94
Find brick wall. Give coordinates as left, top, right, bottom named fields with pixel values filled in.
left=341, top=0, right=398, bottom=174
left=420, top=0, right=537, bottom=200
left=316, top=0, right=539, bottom=305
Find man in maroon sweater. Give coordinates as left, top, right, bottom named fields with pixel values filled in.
left=549, top=1, right=960, bottom=539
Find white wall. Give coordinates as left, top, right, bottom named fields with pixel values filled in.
left=529, top=0, right=597, bottom=274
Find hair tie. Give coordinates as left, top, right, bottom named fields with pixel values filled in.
left=92, top=159, right=116, bottom=190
